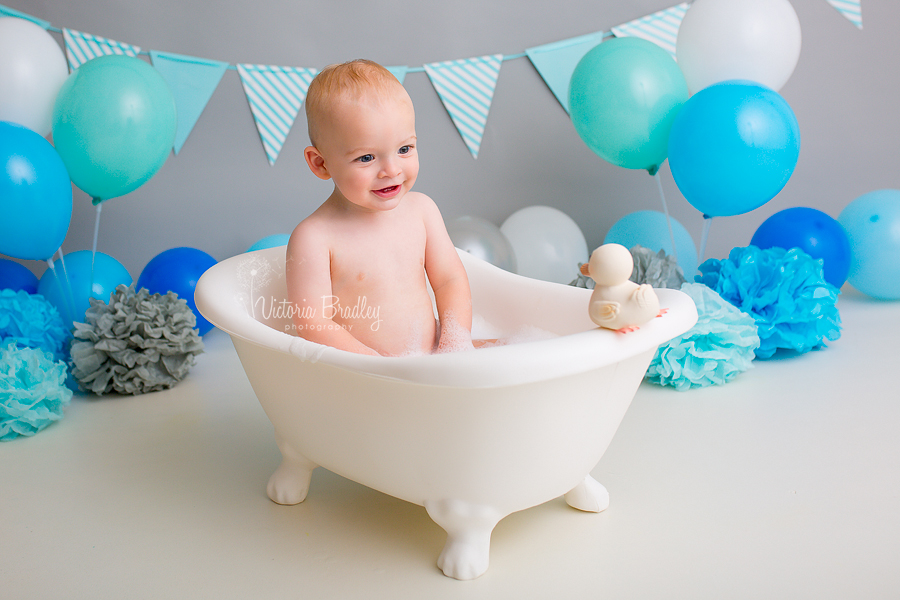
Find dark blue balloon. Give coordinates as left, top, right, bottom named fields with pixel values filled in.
left=751, top=207, right=851, bottom=288
left=0, top=258, right=39, bottom=293
left=137, top=247, right=218, bottom=335
left=668, top=80, right=800, bottom=217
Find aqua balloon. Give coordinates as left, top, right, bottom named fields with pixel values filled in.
left=751, top=207, right=851, bottom=288
left=0, top=121, right=73, bottom=260
left=604, top=210, right=699, bottom=278
left=668, top=80, right=800, bottom=217
left=838, top=190, right=900, bottom=300
left=137, top=247, right=218, bottom=335
left=37, top=250, right=133, bottom=327
left=51, top=55, right=176, bottom=203
left=569, top=37, right=689, bottom=174
left=0, top=258, right=39, bottom=293
left=247, top=234, right=291, bottom=253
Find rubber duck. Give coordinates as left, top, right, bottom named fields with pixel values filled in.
left=580, top=243, right=663, bottom=333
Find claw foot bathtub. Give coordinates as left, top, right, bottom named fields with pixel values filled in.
left=195, top=247, right=697, bottom=580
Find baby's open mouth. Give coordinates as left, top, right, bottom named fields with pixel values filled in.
left=374, top=185, right=401, bottom=197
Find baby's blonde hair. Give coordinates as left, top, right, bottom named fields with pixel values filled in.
left=305, top=59, right=407, bottom=147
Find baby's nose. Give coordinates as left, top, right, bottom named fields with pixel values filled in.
left=380, top=158, right=402, bottom=177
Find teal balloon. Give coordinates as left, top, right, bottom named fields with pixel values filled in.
left=604, top=210, right=699, bottom=278
left=0, top=121, right=73, bottom=260
left=838, top=189, right=900, bottom=300
left=37, top=250, right=133, bottom=327
left=51, top=55, right=176, bottom=203
left=247, top=234, right=291, bottom=253
left=569, top=37, right=689, bottom=173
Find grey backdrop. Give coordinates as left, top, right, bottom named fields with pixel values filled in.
left=6, top=0, right=898, bottom=283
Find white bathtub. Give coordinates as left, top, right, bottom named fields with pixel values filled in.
left=195, top=246, right=697, bottom=580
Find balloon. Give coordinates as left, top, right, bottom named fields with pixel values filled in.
left=838, top=190, right=900, bottom=300
left=0, top=258, right=39, bottom=293
left=247, top=234, right=291, bottom=253
left=569, top=36, right=689, bottom=173
left=751, top=207, right=851, bottom=288
left=676, top=0, right=802, bottom=94
left=668, top=80, right=800, bottom=217
left=446, top=216, right=517, bottom=273
left=0, top=121, right=73, bottom=260
left=604, top=211, right=699, bottom=278
left=137, top=247, right=218, bottom=335
left=0, top=18, right=69, bottom=136
left=37, top=250, right=133, bottom=327
left=500, top=206, right=588, bottom=284
left=51, top=54, right=177, bottom=203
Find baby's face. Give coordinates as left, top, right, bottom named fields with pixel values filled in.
left=316, top=90, right=419, bottom=213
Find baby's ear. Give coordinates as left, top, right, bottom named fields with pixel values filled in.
left=304, top=146, right=331, bottom=180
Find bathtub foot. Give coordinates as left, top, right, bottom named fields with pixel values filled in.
left=267, top=436, right=317, bottom=505
left=564, top=475, right=610, bottom=513
left=424, top=499, right=502, bottom=580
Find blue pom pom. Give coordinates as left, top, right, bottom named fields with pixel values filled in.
left=1, top=343, right=73, bottom=440
left=647, top=283, right=760, bottom=391
left=696, top=246, right=841, bottom=359
left=0, top=289, right=71, bottom=363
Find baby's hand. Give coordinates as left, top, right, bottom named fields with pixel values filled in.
left=435, top=315, right=475, bottom=354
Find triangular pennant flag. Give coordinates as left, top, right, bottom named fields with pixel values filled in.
left=0, top=4, right=51, bottom=28
left=386, top=66, right=408, bottom=85
left=62, top=28, right=140, bottom=71
left=526, top=31, right=606, bottom=114
left=827, top=0, right=863, bottom=29
left=424, top=54, right=503, bottom=159
left=150, top=51, right=228, bottom=154
left=237, top=64, right=317, bottom=166
left=610, top=2, right=689, bottom=58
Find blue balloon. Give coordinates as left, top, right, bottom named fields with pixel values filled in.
left=137, top=247, right=218, bottom=335
left=0, top=121, right=73, bottom=260
left=0, top=258, right=39, bottom=293
left=247, top=234, right=290, bottom=253
left=37, top=250, right=133, bottom=327
left=604, top=210, right=699, bottom=278
left=668, top=80, right=800, bottom=217
left=751, top=207, right=851, bottom=288
left=838, top=190, right=900, bottom=300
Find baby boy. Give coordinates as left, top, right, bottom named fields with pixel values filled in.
left=286, top=59, right=474, bottom=356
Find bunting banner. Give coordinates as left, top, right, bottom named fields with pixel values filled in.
left=424, top=54, right=503, bottom=159
left=827, top=0, right=863, bottom=28
left=386, top=65, right=409, bottom=85
left=526, top=32, right=606, bottom=114
left=0, top=5, right=50, bottom=28
left=149, top=51, right=228, bottom=154
left=237, top=64, right=317, bottom=165
left=62, top=28, right=141, bottom=71
left=610, top=2, right=690, bottom=57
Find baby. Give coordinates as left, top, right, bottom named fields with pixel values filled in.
left=286, top=59, right=474, bottom=357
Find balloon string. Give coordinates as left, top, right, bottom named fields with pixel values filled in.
left=699, top=215, right=713, bottom=264
left=654, top=171, right=679, bottom=265
left=46, top=254, right=74, bottom=328
left=90, top=203, right=102, bottom=299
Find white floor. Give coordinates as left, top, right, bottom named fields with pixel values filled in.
left=3, top=287, right=899, bottom=599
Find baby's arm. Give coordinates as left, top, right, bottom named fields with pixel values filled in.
left=285, top=222, right=381, bottom=356
left=420, top=196, right=474, bottom=353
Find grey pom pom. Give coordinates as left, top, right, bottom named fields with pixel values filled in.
left=629, top=245, right=686, bottom=289
left=70, top=285, right=204, bottom=395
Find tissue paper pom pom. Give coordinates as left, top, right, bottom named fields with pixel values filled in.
left=1, top=343, right=72, bottom=440
left=696, top=246, right=841, bottom=359
left=646, top=283, right=760, bottom=391
left=0, top=289, right=71, bottom=362
left=630, top=245, right=686, bottom=289
left=70, top=285, right=204, bottom=395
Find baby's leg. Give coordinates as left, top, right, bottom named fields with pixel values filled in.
left=472, top=339, right=499, bottom=349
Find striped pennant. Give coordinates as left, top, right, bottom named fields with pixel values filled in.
left=0, top=4, right=52, bottom=28
left=424, top=54, right=503, bottom=159
left=827, top=0, right=863, bottom=29
left=526, top=31, right=606, bottom=114
left=610, top=2, right=689, bottom=58
left=62, top=28, right=141, bottom=71
left=237, top=64, right=317, bottom=166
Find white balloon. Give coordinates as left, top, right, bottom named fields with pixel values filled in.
left=446, top=216, right=517, bottom=273
left=676, top=0, right=801, bottom=93
left=0, top=18, right=69, bottom=136
left=500, top=206, right=588, bottom=285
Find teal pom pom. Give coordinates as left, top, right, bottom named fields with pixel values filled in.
left=0, top=342, right=73, bottom=440
left=0, top=289, right=71, bottom=362
left=696, top=246, right=841, bottom=359
left=647, top=283, right=760, bottom=391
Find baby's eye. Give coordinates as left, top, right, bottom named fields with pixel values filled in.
left=399, top=145, right=412, bottom=155
left=356, top=154, right=375, bottom=163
